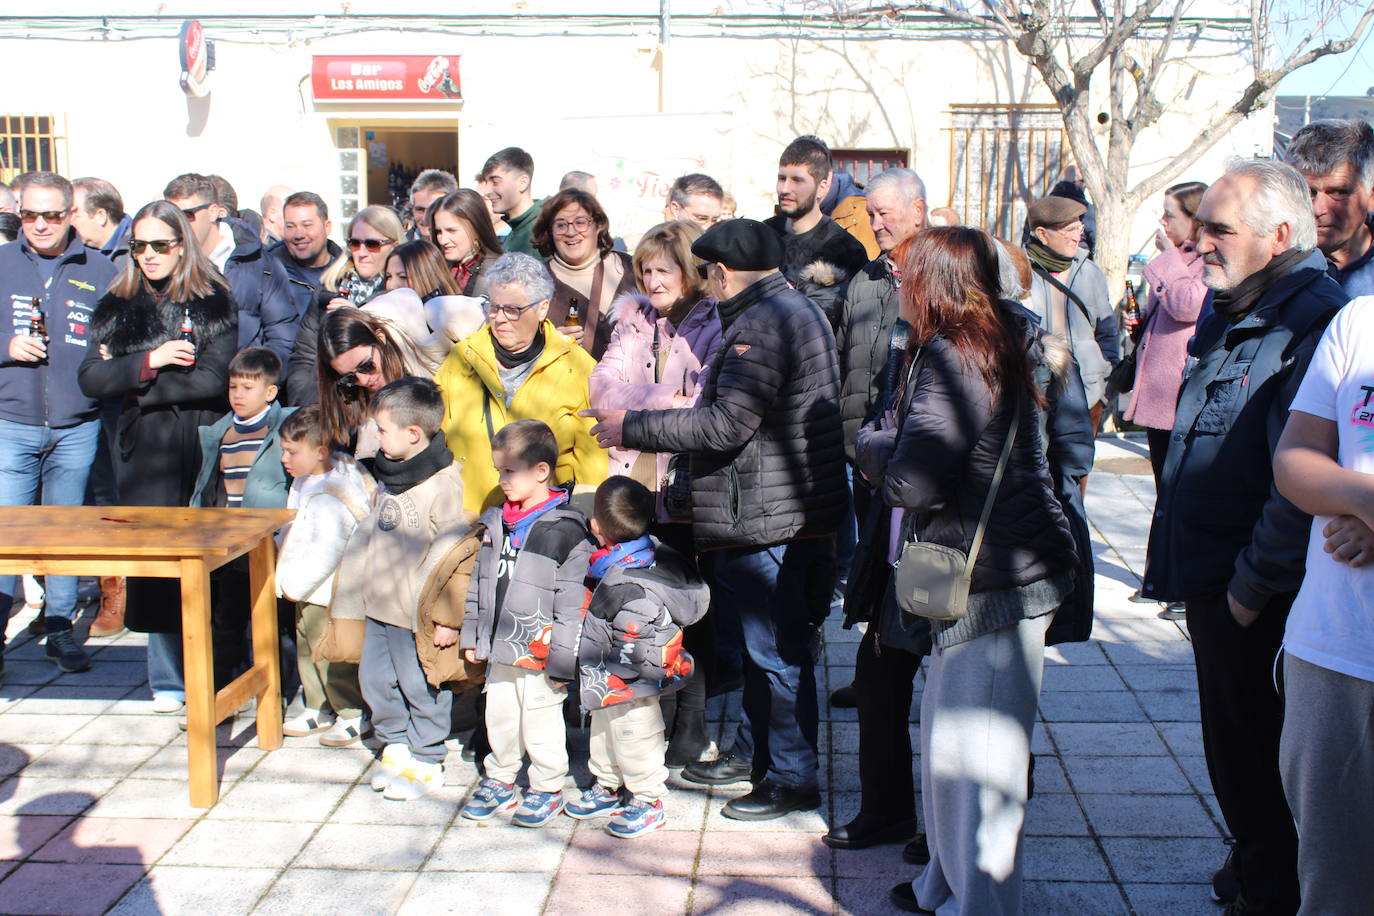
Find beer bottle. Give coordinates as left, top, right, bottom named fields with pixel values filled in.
left=1124, top=281, right=1141, bottom=325
left=566, top=296, right=583, bottom=329
left=28, top=297, right=47, bottom=365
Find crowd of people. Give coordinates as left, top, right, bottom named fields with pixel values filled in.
left=0, top=120, right=1372, bottom=913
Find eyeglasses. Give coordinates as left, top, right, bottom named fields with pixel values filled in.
left=482, top=298, right=539, bottom=322
left=19, top=209, right=69, bottom=224
left=180, top=202, right=213, bottom=221
left=335, top=350, right=379, bottom=396
left=1051, top=221, right=1085, bottom=235
left=552, top=217, right=594, bottom=235
left=347, top=237, right=394, bottom=252
left=129, top=239, right=180, bottom=256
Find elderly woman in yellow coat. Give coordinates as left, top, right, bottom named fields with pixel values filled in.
left=435, top=252, right=607, bottom=513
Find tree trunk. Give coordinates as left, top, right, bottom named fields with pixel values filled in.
left=1092, top=193, right=1132, bottom=309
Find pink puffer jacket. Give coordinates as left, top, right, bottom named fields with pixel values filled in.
left=1125, top=243, right=1207, bottom=431
left=589, top=294, right=722, bottom=519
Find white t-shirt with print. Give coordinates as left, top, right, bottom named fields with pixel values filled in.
left=1286, top=295, right=1374, bottom=683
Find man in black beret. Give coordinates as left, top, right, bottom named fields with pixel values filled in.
left=584, top=218, right=847, bottom=820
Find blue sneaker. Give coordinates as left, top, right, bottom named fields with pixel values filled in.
left=565, top=784, right=625, bottom=820
left=511, top=789, right=565, bottom=827
left=607, top=797, right=666, bottom=838
left=461, top=778, right=519, bottom=821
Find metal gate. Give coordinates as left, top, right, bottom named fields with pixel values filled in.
left=0, top=114, right=67, bottom=185
left=947, top=104, right=1069, bottom=238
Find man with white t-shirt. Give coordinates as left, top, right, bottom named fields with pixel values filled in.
left=1273, top=296, right=1374, bottom=914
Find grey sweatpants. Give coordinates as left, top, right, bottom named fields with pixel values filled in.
left=360, top=618, right=452, bottom=764
left=1280, top=652, right=1374, bottom=916
left=914, top=613, right=1051, bottom=916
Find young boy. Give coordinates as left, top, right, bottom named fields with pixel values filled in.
left=331, top=377, right=467, bottom=800
left=189, top=347, right=295, bottom=692
left=461, top=419, right=591, bottom=827
left=566, top=477, right=708, bottom=838
left=275, top=405, right=376, bottom=748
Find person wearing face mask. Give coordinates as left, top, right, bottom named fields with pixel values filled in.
left=531, top=188, right=637, bottom=359
left=1142, top=158, right=1347, bottom=916
left=429, top=189, right=503, bottom=297
left=287, top=207, right=402, bottom=407
left=78, top=199, right=237, bottom=712
left=588, top=219, right=723, bottom=769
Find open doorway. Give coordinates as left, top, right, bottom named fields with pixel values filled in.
left=362, top=126, right=457, bottom=208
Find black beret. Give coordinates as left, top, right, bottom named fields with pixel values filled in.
left=690, top=218, right=784, bottom=271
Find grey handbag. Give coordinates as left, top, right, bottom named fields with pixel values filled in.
left=892, top=404, right=1020, bottom=622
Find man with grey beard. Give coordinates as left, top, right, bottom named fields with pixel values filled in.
left=1142, top=158, right=1346, bottom=915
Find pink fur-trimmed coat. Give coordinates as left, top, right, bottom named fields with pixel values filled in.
left=1125, top=243, right=1208, bottom=431
left=589, top=294, right=722, bottom=518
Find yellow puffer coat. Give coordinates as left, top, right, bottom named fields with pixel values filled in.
left=436, top=322, right=608, bottom=513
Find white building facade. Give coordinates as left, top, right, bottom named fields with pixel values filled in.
left=0, top=1, right=1273, bottom=253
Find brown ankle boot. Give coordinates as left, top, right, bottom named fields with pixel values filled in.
left=89, top=576, right=127, bottom=638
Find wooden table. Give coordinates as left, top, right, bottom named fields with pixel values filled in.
left=0, top=506, right=295, bottom=807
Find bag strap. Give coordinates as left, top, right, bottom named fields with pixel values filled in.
left=1032, top=263, right=1093, bottom=325
left=482, top=388, right=496, bottom=443
left=963, top=399, right=1020, bottom=581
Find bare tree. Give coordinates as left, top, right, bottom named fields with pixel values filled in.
left=838, top=0, right=1374, bottom=295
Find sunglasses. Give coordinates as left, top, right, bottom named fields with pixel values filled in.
left=129, top=239, right=180, bottom=256
left=347, top=237, right=393, bottom=252
left=180, top=202, right=213, bottom=220
left=19, top=209, right=69, bottom=223
left=335, top=353, right=379, bottom=395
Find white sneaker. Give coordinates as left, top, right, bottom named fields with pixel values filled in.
left=319, top=715, right=365, bottom=747
left=283, top=709, right=334, bottom=737
left=383, top=758, right=443, bottom=801
left=371, top=744, right=411, bottom=792
left=151, top=693, right=185, bottom=714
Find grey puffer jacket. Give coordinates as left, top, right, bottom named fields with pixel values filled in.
left=622, top=272, right=847, bottom=549
left=576, top=542, right=709, bottom=711
left=463, top=503, right=592, bottom=681
left=836, top=255, right=900, bottom=460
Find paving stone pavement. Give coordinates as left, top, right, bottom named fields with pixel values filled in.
left=0, top=437, right=1228, bottom=915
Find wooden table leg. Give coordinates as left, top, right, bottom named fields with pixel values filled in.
left=248, top=536, right=284, bottom=750
left=180, top=558, right=218, bottom=808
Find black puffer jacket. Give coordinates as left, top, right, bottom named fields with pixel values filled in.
left=622, top=272, right=847, bottom=549
left=857, top=334, right=1077, bottom=593
left=835, top=255, right=900, bottom=460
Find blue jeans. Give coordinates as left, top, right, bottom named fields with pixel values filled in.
left=147, top=632, right=185, bottom=699
left=0, top=417, right=100, bottom=632
left=712, top=537, right=834, bottom=790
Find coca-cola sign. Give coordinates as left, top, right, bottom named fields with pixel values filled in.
left=311, top=55, right=462, bottom=103
left=179, top=20, right=214, bottom=97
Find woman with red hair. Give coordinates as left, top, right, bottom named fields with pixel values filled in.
left=855, top=227, right=1078, bottom=915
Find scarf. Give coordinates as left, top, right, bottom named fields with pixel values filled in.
left=339, top=270, right=385, bottom=306
left=1211, top=248, right=1310, bottom=320
left=550, top=250, right=625, bottom=311
left=501, top=487, right=569, bottom=548
left=588, top=535, right=656, bottom=581
left=372, top=433, right=453, bottom=494
left=451, top=254, right=480, bottom=294
left=493, top=325, right=546, bottom=369
left=1026, top=238, right=1073, bottom=274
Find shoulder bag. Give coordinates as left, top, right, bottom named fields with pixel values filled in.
left=892, top=398, right=1020, bottom=622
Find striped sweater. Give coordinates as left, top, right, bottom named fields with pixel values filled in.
left=219, top=408, right=271, bottom=507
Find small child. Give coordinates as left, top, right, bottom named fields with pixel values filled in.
left=565, top=477, right=708, bottom=838
left=461, top=419, right=591, bottom=827
left=189, top=347, right=295, bottom=692
left=330, top=377, right=468, bottom=800
left=275, top=405, right=376, bottom=748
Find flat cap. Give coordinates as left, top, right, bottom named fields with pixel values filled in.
left=691, top=218, right=784, bottom=271
left=1027, top=196, right=1087, bottom=229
